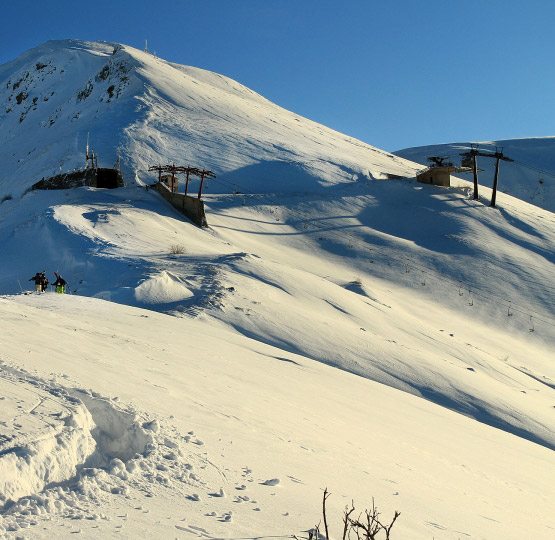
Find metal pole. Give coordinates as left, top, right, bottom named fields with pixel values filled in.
left=198, top=172, right=205, bottom=199
left=185, top=170, right=190, bottom=195
left=473, top=154, right=479, bottom=200
left=490, top=157, right=500, bottom=208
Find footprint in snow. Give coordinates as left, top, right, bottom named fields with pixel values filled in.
left=260, top=478, right=280, bottom=486
left=183, top=434, right=203, bottom=445
left=208, top=488, right=225, bottom=497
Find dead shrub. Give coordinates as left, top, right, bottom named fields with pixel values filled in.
left=298, top=489, right=400, bottom=540
left=170, top=244, right=186, bottom=255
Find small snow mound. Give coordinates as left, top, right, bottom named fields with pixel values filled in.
left=72, top=390, right=154, bottom=465
left=134, top=271, right=194, bottom=304
left=343, top=280, right=390, bottom=308
left=344, top=279, right=372, bottom=297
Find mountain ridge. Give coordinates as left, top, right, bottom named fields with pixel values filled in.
left=0, top=39, right=421, bottom=200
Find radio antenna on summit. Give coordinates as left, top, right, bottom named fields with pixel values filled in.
left=85, top=133, right=97, bottom=169
left=85, top=133, right=89, bottom=168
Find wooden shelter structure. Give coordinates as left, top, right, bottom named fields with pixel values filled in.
left=148, top=165, right=215, bottom=198
left=148, top=163, right=216, bottom=227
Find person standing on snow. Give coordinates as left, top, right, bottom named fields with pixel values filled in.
left=40, top=271, right=49, bottom=292
left=29, top=272, right=43, bottom=293
left=53, top=272, right=67, bottom=294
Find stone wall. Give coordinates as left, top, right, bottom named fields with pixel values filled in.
left=32, top=168, right=124, bottom=190
left=153, top=183, right=207, bottom=227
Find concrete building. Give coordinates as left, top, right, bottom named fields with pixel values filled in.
left=32, top=168, right=124, bottom=190
left=417, top=165, right=471, bottom=187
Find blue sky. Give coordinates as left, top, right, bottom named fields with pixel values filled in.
left=1, top=0, right=554, bottom=151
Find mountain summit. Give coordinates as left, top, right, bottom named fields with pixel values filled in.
left=0, top=39, right=420, bottom=198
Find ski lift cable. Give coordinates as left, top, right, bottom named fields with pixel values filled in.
left=444, top=150, right=555, bottom=180
left=207, top=176, right=555, bottom=328
left=510, top=159, right=555, bottom=180
left=414, top=145, right=555, bottom=180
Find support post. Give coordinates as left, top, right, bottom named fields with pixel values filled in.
left=490, top=157, right=501, bottom=208
left=185, top=170, right=190, bottom=195
left=171, top=164, right=176, bottom=193
left=472, top=154, right=479, bottom=200
left=198, top=172, right=205, bottom=199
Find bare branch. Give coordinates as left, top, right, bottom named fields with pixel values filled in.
left=322, top=488, right=331, bottom=540
left=304, top=491, right=400, bottom=540
left=342, top=502, right=355, bottom=540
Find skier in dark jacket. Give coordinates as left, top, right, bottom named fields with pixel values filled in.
left=40, top=271, right=48, bottom=292
left=53, top=272, right=67, bottom=294
left=29, top=272, right=43, bottom=293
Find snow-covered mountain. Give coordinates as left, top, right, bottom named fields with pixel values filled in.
left=1, top=40, right=554, bottom=539
left=394, top=138, right=555, bottom=213
left=0, top=39, right=419, bottom=200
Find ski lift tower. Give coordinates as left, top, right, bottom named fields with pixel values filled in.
left=460, top=145, right=513, bottom=206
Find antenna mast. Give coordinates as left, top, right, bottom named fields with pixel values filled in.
left=85, top=133, right=97, bottom=169
left=85, top=133, right=90, bottom=168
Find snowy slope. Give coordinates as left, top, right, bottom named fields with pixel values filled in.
left=1, top=180, right=554, bottom=451
left=1, top=294, right=554, bottom=540
left=0, top=40, right=554, bottom=539
left=394, top=138, right=555, bottom=213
